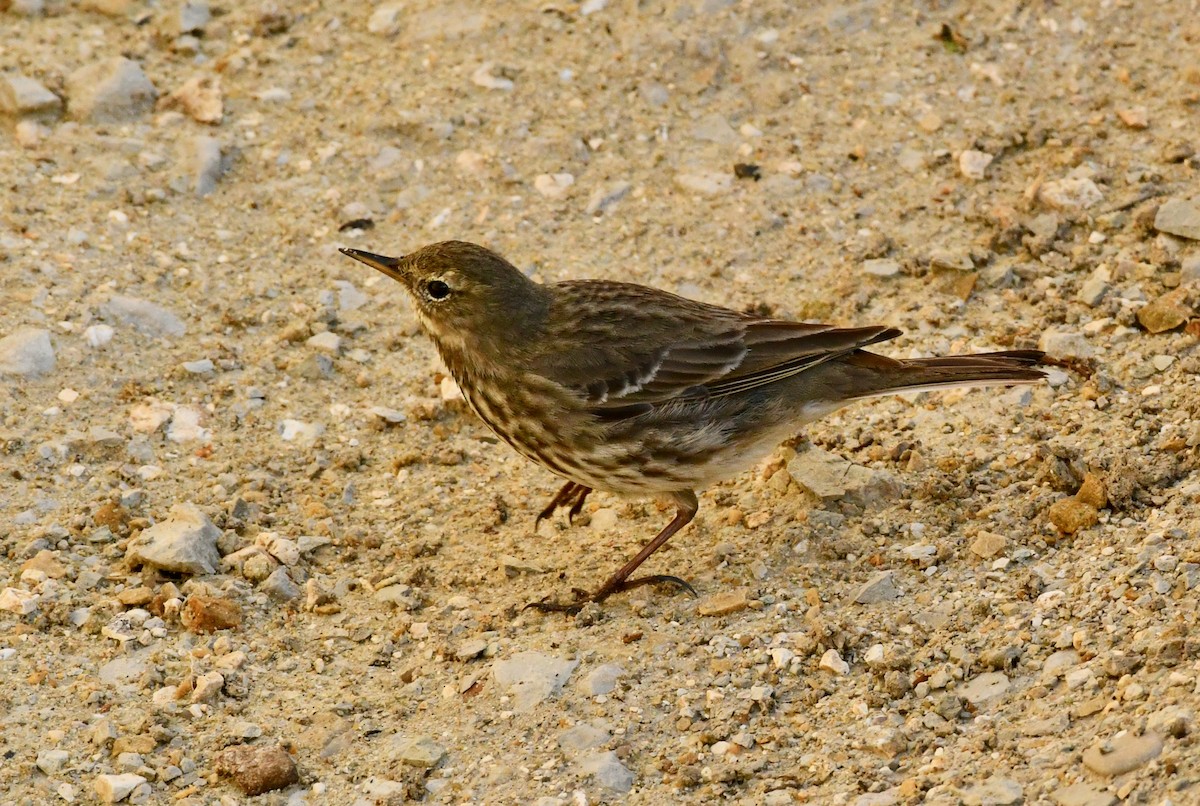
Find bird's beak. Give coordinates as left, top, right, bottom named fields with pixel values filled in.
left=339, top=248, right=406, bottom=283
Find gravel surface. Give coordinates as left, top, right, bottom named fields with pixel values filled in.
left=2, top=1, right=1199, bottom=804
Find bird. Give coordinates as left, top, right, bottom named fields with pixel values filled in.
left=340, top=241, right=1046, bottom=613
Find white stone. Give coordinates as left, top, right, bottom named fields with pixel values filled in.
left=0, top=587, right=38, bottom=615
left=84, top=324, right=115, bottom=348
left=471, top=62, right=513, bottom=91
left=167, top=405, right=209, bottom=443
left=279, top=419, right=325, bottom=442
left=1039, top=177, right=1103, bottom=211
left=368, top=4, right=403, bottom=35
left=93, top=773, right=146, bottom=804
left=533, top=173, right=575, bottom=199
left=674, top=170, right=732, bottom=196
left=306, top=331, right=342, bottom=354
left=590, top=508, right=618, bottom=531
left=958, top=149, right=993, bottom=180
left=818, top=648, right=849, bottom=675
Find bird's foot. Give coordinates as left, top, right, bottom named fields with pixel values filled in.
left=535, top=482, right=593, bottom=528
left=523, top=574, right=697, bottom=615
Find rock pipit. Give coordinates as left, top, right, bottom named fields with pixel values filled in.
left=341, top=241, right=1045, bottom=613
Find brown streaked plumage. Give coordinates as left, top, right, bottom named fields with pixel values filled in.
left=341, top=241, right=1046, bottom=613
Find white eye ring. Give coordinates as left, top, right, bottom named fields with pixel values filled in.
left=426, top=280, right=451, bottom=300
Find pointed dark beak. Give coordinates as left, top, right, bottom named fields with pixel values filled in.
left=339, top=248, right=405, bottom=283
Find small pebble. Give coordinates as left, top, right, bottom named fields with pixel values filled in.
left=215, top=744, right=300, bottom=796
left=696, top=587, right=750, bottom=616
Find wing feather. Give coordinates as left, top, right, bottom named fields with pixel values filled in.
left=529, top=280, right=902, bottom=415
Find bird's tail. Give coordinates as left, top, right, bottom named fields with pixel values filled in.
left=841, top=349, right=1047, bottom=400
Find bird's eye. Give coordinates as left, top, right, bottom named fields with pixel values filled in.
left=426, top=280, right=451, bottom=300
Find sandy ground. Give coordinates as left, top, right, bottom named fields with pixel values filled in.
left=2, top=0, right=1199, bottom=804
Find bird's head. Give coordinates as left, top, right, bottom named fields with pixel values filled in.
left=340, top=240, right=549, bottom=357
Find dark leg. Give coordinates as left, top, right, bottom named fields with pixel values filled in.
left=566, top=486, right=591, bottom=524
left=536, top=481, right=589, bottom=527
left=526, top=490, right=699, bottom=614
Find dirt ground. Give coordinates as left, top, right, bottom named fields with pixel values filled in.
left=2, top=0, right=1199, bottom=803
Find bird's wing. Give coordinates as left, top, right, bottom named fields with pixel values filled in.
left=532, top=280, right=900, bottom=409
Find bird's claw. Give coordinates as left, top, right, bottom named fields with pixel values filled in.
left=522, top=574, right=697, bottom=615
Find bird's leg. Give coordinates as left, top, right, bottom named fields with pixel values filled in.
left=526, top=491, right=699, bottom=614
left=566, top=486, right=591, bottom=524
left=536, top=481, right=586, bottom=526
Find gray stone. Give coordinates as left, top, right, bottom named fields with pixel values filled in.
left=863, top=258, right=901, bottom=277
left=1081, top=731, right=1163, bottom=776
left=1027, top=213, right=1060, bottom=241
left=389, top=735, right=446, bottom=768
left=958, top=671, right=1010, bottom=706
left=1182, top=254, right=1200, bottom=284
left=98, top=655, right=148, bottom=684
left=1050, top=783, right=1116, bottom=806
left=690, top=112, right=738, bottom=145
left=1038, top=330, right=1093, bottom=360
left=0, top=328, right=55, bottom=377
left=578, top=750, right=634, bottom=793
left=455, top=638, right=488, bottom=661
left=0, top=73, right=61, bottom=119
left=787, top=446, right=902, bottom=511
left=493, top=651, right=579, bottom=712
left=125, top=502, right=221, bottom=575
left=178, top=0, right=210, bottom=34
left=102, top=295, right=186, bottom=337
left=8, top=0, right=44, bottom=15
left=1154, top=198, right=1200, bottom=240
left=852, top=571, right=900, bottom=604
left=578, top=663, right=625, bottom=696
left=1148, top=706, right=1194, bottom=738
left=67, top=58, right=157, bottom=123
left=1042, top=649, right=1080, bottom=679
left=192, top=135, right=225, bottom=197
left=260, top=567, right=300, bottom=601
left=36, top=749, right=69, bottom=775
left=1077, top=271, right=1110, bottom=307
left=558, top=722, right=610, bottom=755
left=963, top=777, right=1023, bottom=806
left=584, top=181, right=632, bottom=216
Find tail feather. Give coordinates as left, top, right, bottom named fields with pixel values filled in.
left=842, top=349, right=1047, bottom=399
